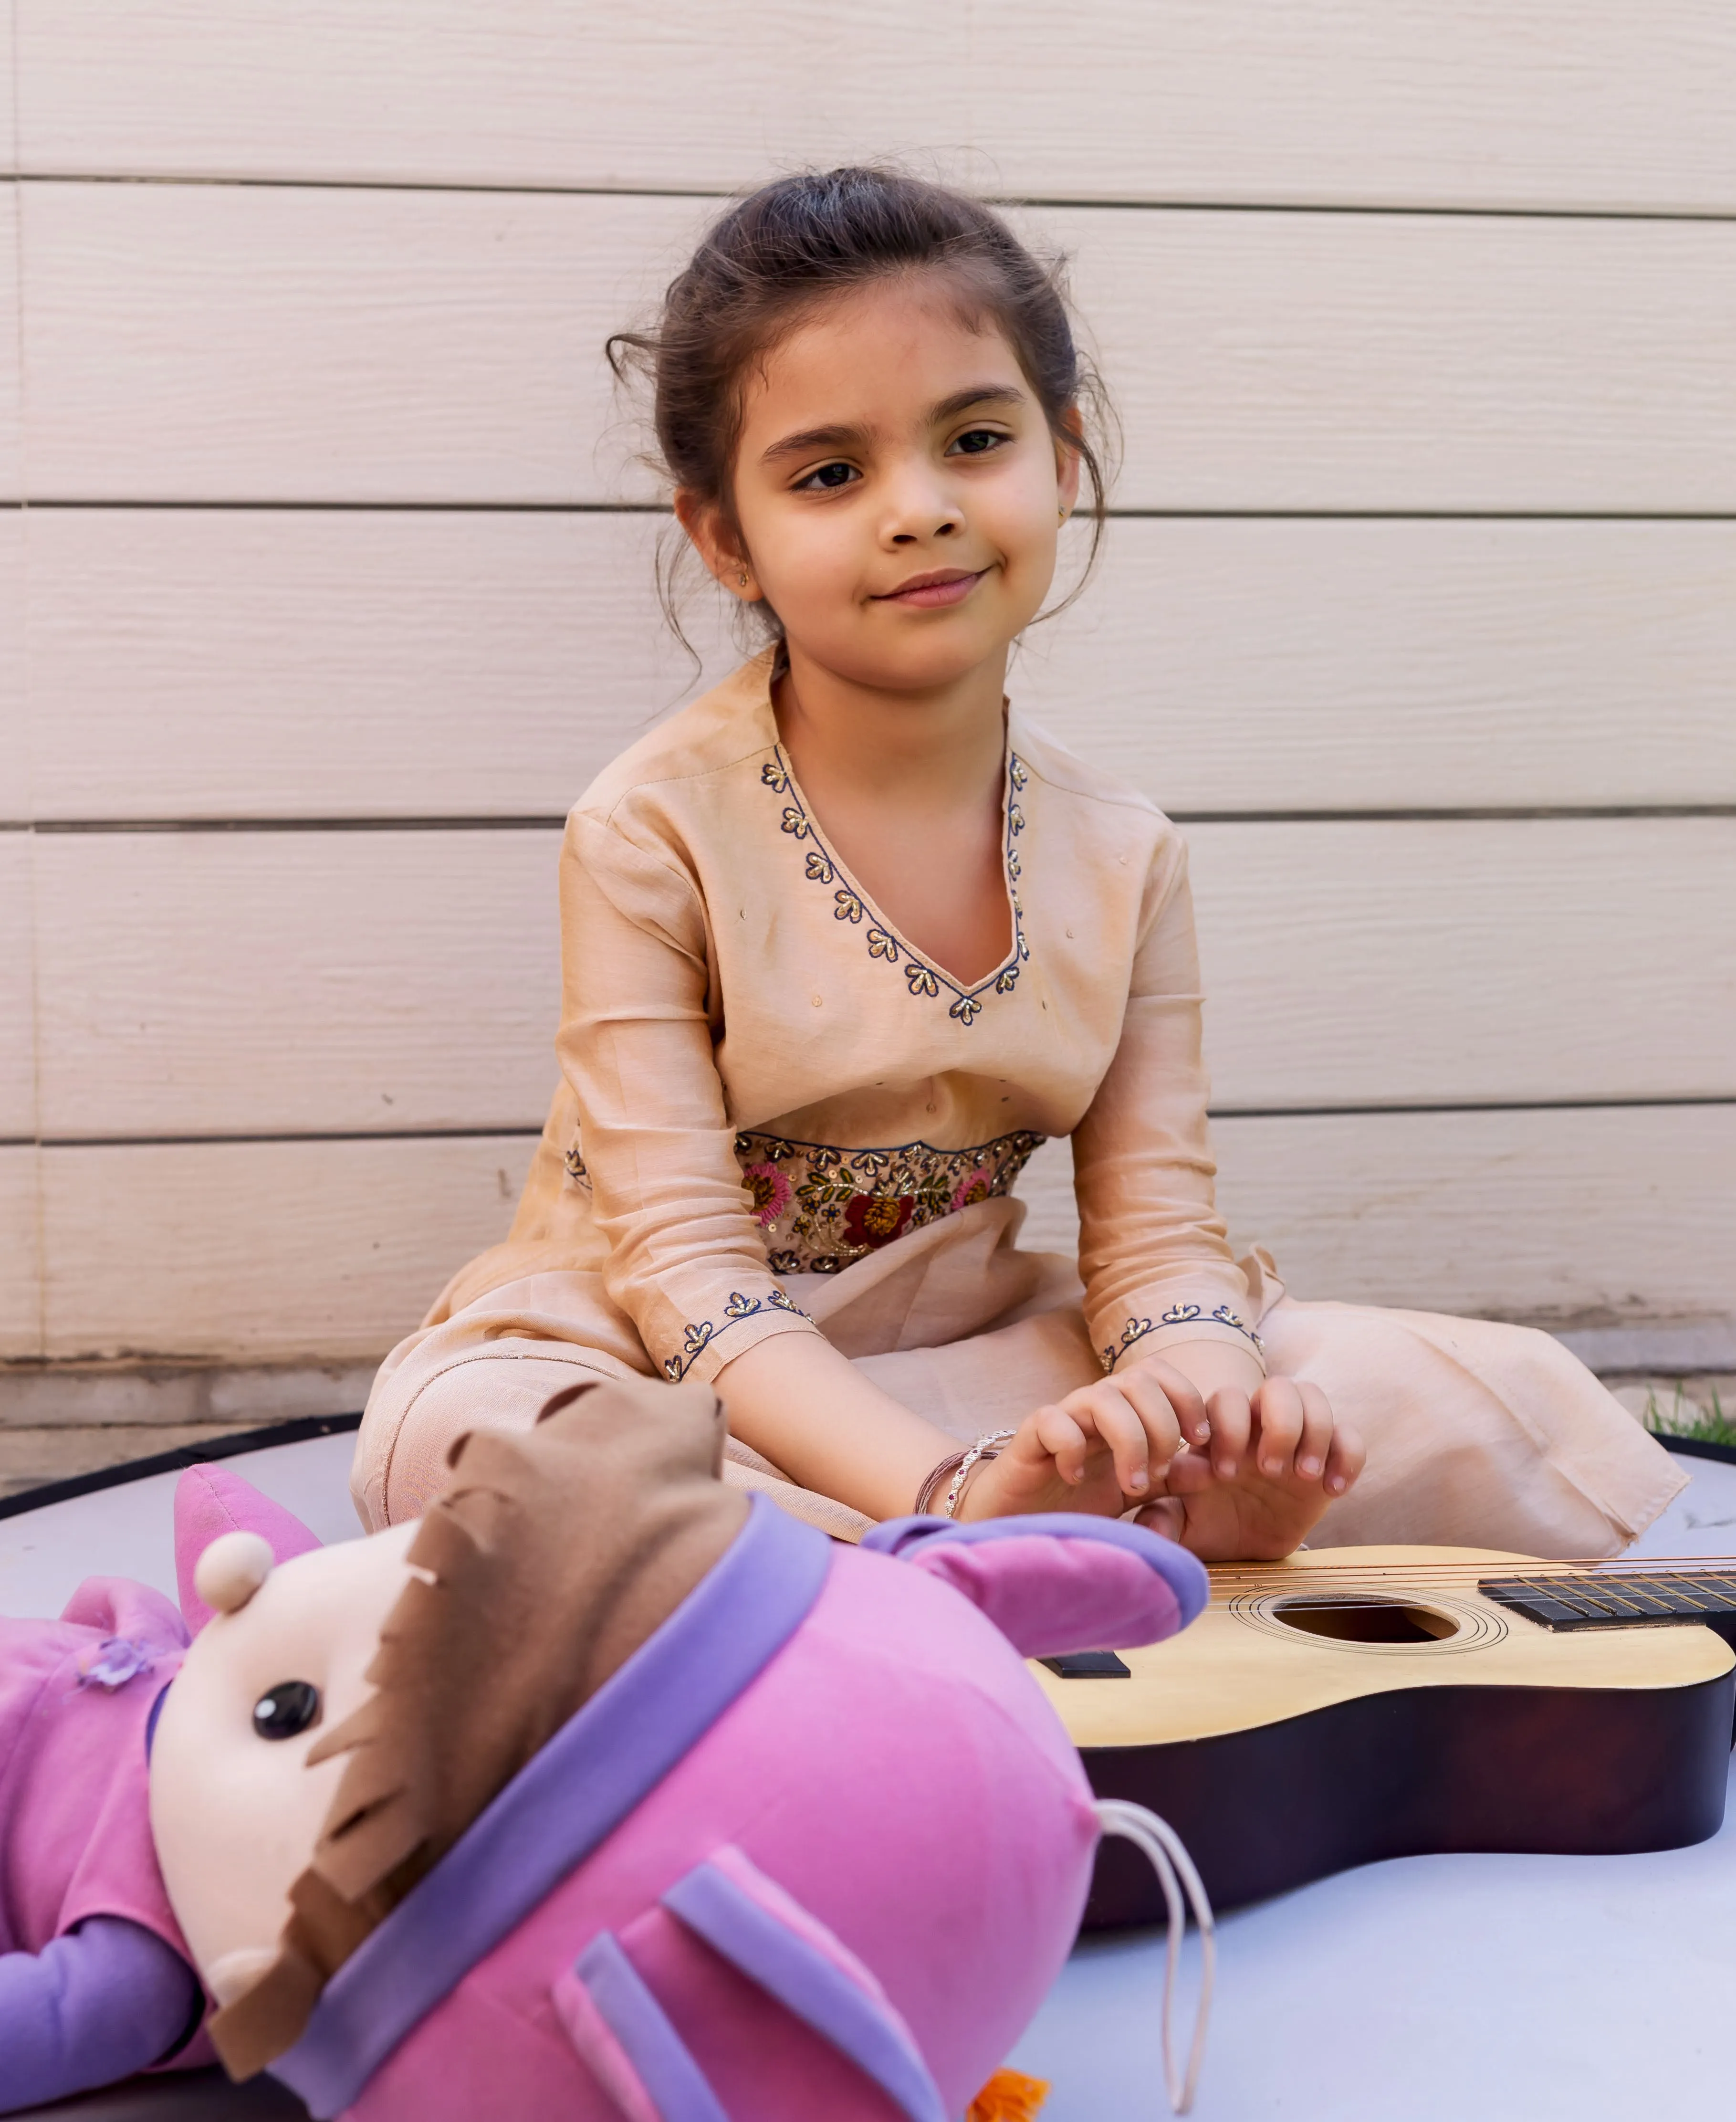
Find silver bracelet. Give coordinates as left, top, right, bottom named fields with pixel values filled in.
left=913, top=1449, right=964, bottom=1516
left=940, top=1429, right=1017, bottom=1519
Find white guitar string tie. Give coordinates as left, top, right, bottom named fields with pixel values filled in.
left=1092, top=1798, right=1215, bottom=2115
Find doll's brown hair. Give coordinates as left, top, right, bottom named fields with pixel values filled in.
left=607, top=165, right=1117, bottom=653
left=208, top=1378, right=744, bottom=2081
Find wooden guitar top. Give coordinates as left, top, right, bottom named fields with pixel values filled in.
left=1035, top=1544, right=1736, bottom=1749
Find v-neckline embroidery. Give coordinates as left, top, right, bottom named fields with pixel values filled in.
left=760, top=739, right=1030, bottom=1026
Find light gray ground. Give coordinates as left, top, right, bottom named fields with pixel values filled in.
left=1013, top=1456, right=1736, bottom=2120
left=3, top=1438, right=1733, bottom=2122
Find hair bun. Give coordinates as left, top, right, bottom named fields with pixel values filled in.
left=194, top=1529, right=276, bottom=1614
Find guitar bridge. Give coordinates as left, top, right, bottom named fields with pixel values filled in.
left=1039, top=1650, right=1132, bottom=1679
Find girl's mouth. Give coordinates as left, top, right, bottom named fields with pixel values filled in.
left=874, top=567, right=987, bottom=609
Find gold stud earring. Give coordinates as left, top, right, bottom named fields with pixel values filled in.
left=1057, top=506, right=1068, bottom=524
left=737, top=568, right=750, bottom=591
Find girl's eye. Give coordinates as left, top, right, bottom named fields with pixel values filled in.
left=949, top=428, right=1008, bottom=457
left=252, top=1680, right=321, bottom=1740
left=795, top=461, right=859, bottom=492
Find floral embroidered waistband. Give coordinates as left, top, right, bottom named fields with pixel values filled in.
left=735, top=1127, right=1046, bottom=1276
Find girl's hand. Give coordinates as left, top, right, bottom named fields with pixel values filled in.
left=960, top=1359, right=1207, bottom=1523
left=1137, top=1371, right=1365, bottom=1561
left=959, top=1358, right=1365, bottom=1562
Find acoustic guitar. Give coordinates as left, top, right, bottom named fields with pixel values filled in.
left=1033, top=1545, right=1736, bottom=1927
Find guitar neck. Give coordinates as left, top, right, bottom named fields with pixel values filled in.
left=1481, top=1568, right=1736, bottom=1635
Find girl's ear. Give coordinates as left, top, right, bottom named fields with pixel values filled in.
left=673, top=489, right=761, bottom=602
left=1054, top=408, right=1085, bottom=519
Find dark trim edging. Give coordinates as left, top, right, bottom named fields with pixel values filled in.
left=0, top=1412, right=364, bottom=1522
left=0, top=1408, right=1726, bottom=1524
left=1655, top=1430, right=1736, bottom=1468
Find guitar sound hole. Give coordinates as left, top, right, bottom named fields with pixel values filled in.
left=1273, top=1597, right=1460, bottom=1645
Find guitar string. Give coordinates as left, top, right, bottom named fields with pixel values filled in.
left=1193, top=1555, right=1736, bottom=1609
left=1199, top=1596, right=1736, bottom=1618
left=1195, top=1579, right=1736, bottom=1607
left=1205, top=1596, right=1732, bottom=1612
left=1197, top=1552, right=1736, bottom=1581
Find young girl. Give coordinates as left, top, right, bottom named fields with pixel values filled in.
left=352, top=168, right=1679, bottom=1559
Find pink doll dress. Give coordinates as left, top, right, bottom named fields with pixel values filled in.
left=0, top=1580, right=189, bottom=1960
left=264, top=1500, right=1205, bottom=2122
left=0, top=1580, right=210, bottom=2107
left=0, top=1460, right=324, bottom=2113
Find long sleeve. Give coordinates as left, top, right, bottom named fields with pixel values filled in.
left=1070, top=835, right=1264, bottom=1377
left=557, top=809, right=823, bottom=1386
left=0, top=1917, right=202, bottom=2113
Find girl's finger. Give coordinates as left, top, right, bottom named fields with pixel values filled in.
left=1130, top=1359, right=1211, bottom=1449
left=1062, top=1382, right=1157, bottom=1497
left=1205, top=1387, right=1251, bottom=1479
left=1324, top=1416, right=1367, bottom=1497
left=1112, top=1369, right=1186, bottom=1478
left=1252, top=1376, right=1305, bottom=1480
left=1295, top=1381, right=1335, bottom=1481
left=1156, top=1446, right=1216, bottom=1496
left=1029, top=1403, right=1092, bottom=1485
left=1131, top=1497, right=1187, bottom=1540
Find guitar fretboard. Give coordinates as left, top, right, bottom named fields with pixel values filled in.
left=1480, top=1572, right=1736, bottom=1632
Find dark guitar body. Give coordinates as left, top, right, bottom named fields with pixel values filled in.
left=1078, top=1669, right=1736, bottom=1927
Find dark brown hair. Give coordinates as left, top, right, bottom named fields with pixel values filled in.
left=607, top=165, right=1116, bottom=655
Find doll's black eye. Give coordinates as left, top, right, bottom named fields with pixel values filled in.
left=252, top=1681, right=321, bottom=1740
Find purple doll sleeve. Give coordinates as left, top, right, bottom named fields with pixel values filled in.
left=860, top=1513, right=1210, bottom=1658
left=0, top=1915, right=201, bottom=2114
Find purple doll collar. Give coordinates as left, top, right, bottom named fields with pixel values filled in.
left=272, top=1492, right=833, bottom=2117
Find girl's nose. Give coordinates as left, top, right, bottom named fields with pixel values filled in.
left=890, top=506, right=961, bottom=546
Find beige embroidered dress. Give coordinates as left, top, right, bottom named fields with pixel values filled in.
left=353, top=655, right=1681, bottom=1552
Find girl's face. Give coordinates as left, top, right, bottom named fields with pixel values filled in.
left=682, top=274, right=1081, bottom=695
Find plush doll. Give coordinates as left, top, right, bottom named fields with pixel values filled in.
left=0, top=1378, right=1210, bottom=2120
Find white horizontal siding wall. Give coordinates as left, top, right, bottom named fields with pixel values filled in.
left=1, top=2, right=1733, bottom=1389
left=24, top=820, right=1736, bottom=1137
left=13, top=513, right=1736, bottom=818
left=15, top=2, right=1736, bottom=213
left=14, top=188, right=1736, bottom=510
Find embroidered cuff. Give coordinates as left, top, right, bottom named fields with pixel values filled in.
left=1097, top=1301, right=1266, bottom=1377
left=657, top=1288, right=820, bottom=1386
